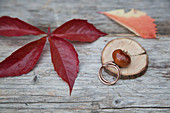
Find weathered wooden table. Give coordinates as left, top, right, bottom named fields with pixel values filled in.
left=0, top=0, right=170, bottom=113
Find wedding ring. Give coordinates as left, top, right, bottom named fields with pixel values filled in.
left=98, top=61, right=121, bottom=85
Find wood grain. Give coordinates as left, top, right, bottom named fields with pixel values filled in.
left=0, top=0, right=170, bottom=112
left=0, top=0, right=170, bottom=35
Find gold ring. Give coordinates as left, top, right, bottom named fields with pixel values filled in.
left=98, top=61, right=121, bottom=85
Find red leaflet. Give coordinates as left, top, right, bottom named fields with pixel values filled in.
left=0, top=16, right=45, bottom=36
left=49, top=36, right=79, bottom=95
left=52, top=19, right=107, bottom=42
left=0, top=37, right=47, bottom=77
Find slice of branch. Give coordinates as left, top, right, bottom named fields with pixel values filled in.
left=101, top=38, right=148, bottom=79
left=100, top=9, right=157, bottom=38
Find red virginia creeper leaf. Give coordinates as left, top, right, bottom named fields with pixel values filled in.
left=100, top=9, right=157, bottom=38
left=52, top=19, right=107, bottom=42
left=0, top=16, right=45, bottom=36
left=0, top=37, right=47, bottom=77
left=49, top=36, right=79, bottom=95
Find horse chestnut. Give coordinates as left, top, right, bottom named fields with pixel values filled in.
left=112, top=49, right=131, bottom=67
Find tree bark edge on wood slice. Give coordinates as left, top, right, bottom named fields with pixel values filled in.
left=101, top=38, right=148, bottom=79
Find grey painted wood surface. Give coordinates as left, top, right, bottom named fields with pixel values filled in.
left=0, top=0, right=170, bottom=113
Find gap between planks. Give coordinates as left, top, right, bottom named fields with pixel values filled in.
left=107, top=34, right=170, bottom=38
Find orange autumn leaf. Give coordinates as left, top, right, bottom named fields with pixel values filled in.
left=100, top=9, right=157, bottom=38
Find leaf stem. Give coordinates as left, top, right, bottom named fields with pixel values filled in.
left=47, top=26, right=51, bottom=37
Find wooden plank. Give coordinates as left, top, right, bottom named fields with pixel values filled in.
left=0, top=0, right=170, bottom=35
left=0, top=108, right=169, bottom=113
left=0, top=0, right=170, bottom=112
left=0, top=36, right=170, bottom=112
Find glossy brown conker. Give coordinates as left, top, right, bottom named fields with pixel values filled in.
left=112, top=49, right=131, bottom=67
